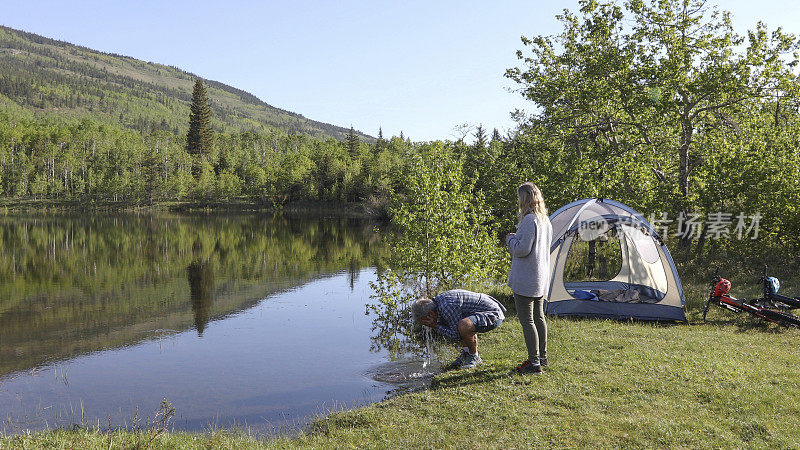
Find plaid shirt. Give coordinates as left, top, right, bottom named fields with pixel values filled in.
left=433, top=289, right=506, bottom=340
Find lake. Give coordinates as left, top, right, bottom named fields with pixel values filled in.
left=0, top=213, right=436, bottom=435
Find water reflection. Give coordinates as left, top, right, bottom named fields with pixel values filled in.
left=0, top=213, right=384, bottom=378
left=0, top=212, right=443, bottom=435
left=187, top=238, right=214, bottom=336
left=348, top=258, right=360, bottom=291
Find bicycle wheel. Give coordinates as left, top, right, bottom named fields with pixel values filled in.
left=756, top=308, right=800, bottom=328
left=749, top=298, right=792, bottom=311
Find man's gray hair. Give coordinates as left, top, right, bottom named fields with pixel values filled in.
left=411, top=296, right=436, bottom=321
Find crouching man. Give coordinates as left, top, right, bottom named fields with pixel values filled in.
left=411, top=289, right=506, bottom=370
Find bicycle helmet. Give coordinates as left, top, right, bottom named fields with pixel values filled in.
left=767, top=276, right=780, bottom=295
left=714, top=278, right=731, bottom=297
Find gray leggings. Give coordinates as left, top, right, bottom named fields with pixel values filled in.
left=514, top=293, right=547, bottom=363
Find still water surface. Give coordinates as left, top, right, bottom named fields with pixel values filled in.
left=0, top=213, right=434, bottom=434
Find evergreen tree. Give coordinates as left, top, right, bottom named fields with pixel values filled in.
left=473, top=124, right=487, bottom=149
left=375, top=126, right=385, bottom=153
left=346, top=125, right=359, bottom=156
left=186, top=79, right=214, bottom=177
left=491, top=128, right=502, bottom=143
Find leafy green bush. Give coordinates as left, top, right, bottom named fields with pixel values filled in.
left=368, top=142, right=505, bottom=355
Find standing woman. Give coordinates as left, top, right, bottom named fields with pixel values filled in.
left=505, top=182, right=553, bottom=374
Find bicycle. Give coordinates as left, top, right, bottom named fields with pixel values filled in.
left=747, top=265, right=800, bottom=310
left=703, top=271, right=800, bottom=328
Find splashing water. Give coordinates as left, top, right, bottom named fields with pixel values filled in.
left=421, top=326, right=435, bottom=369
left=366, top=326, right=440, bottom=393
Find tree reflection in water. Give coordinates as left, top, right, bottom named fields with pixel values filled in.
left=0, top=213, right=386, bottom=377
left=367, top=269, right=439, bottom=360
left=187, top=238, right=214, bottom=336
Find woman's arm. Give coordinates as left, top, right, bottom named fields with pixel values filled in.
left=506, top=215, right=537, bottom=258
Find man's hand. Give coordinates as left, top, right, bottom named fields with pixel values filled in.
left=419, top=316, right=437, bottom=328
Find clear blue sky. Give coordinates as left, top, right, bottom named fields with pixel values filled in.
left=2, top=1, right=799, bottom=141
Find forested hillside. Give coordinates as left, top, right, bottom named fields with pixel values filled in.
left=0, top=26, right=408, bottom=206
left=0, top=26, right=370, bottom=141
left=0, top=111, right=409, bottom=205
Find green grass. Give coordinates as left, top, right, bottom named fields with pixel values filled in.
left=276, top=309, right=800, bottom=448
left=3, top=285, right=800, bottom=448
left=0, top=428, right=272, bottom=449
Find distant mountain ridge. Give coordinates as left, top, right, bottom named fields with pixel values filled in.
left=0, top=25, right=372, bottom=141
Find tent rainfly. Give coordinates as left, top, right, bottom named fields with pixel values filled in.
left=546, top=198, right=687, bottom=322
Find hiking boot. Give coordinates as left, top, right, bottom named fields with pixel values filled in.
left=539, top=357, right=548, bottom=368
left=445, top=350, right=469, bottom=370
left=515, top=359, right=532, bottom=372
left=518, top=363, right=542, bottom=374
left=516, top=358, right=547, bottom=372
left=461, top=353, right=482, bottom=369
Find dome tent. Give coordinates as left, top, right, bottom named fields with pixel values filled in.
left=546, top=198, right=687, bottom=322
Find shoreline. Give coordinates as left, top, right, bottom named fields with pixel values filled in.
left=4, top=307, right=800, bottom=447
left=0, top=198, right=387, bottom=219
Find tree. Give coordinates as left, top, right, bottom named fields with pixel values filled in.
left=186, top=79, right=214, bottom=177
left=375, top=126, right=385, bottom=153
left=141, top=143, right=160, bottom=205
left=473, top=124, right=487, bottom=149
left=368, top=142, right=504, bottom=355
left=506, top=0, right=799, bottom=247
left=346, top=125, right=359, bottom=156
left=491, top=128, right=502, bottom=143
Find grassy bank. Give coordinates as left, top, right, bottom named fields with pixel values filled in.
left=3, top=286, right=799, bottom=448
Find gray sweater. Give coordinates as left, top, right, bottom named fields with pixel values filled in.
left=506, top=213, right=553, bottom=297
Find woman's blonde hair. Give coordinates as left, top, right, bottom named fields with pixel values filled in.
left=517, top=182, right=548, bottom=222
